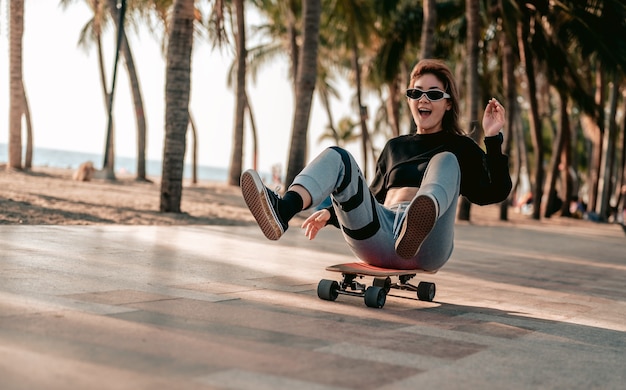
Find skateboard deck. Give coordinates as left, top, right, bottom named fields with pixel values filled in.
left=325, top=262, right=437, bottom=276
left=317, top=262, right=437, bottom=308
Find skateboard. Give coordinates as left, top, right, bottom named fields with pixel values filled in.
left=317, top=262, right=436, bottom=309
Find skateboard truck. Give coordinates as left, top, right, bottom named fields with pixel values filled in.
left=317, top=262, right=436, bottom=309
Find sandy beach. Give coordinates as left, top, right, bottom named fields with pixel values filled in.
left=0, top=165, right=617, bottom=233
left=0, top=166, right=256, bottom=225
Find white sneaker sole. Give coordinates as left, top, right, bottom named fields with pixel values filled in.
left=241, top=170, right=284, bottom=241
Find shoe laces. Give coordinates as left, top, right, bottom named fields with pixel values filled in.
left=264, top=186, right=282, bottom=207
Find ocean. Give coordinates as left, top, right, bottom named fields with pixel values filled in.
left=0, top=144, right=229, bottom=182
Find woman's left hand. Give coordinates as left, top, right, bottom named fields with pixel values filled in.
left=301, top=209, right=330, bottom=240
left=482, top=98, right=506, bottom=137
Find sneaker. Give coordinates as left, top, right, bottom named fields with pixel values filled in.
left=395, top=194, right=438, bottom=259
left=240, top=169, right=288, bottom=240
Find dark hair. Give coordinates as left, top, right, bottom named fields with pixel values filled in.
left=408, top=59, right=464, bottom=136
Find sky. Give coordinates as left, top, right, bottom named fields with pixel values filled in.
left=0, top=0, right=367, bottom=175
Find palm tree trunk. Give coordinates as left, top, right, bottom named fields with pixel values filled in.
left=23, top=85, right=33, bottom=169
left=614, top=99, right=626, bottom=218
left=106, top=0, right=147, bottom=181
left=543, top=90, right=568, bottom=218
left=228, top=0, right=247, bottom=186
left=587, top=66, right=605, bottom=213
left=160, top=0, right=194, bottom=213
left=420, top=0, right=437, bottom=59
left=559, top=94, right=573, bottom=218
left=518, top=18, right=544, bottom=220
left=96, top=30, right=113, bottom=138
left=244, top=92, right=259, bottom=171
left=386, top=78, right=401, bottom=137
left=458, top=0, right=480, bottom=222
left=102, top=0, right=127, bottom=181
left=499, top=21, right=516, bottom=221
left=285, top=0, right=321, bottom=187
left=286, top=2, right=299, bottom=90
left=188, top=111, right=198, bottom=185
left=352, top=40, right=370, bottom=178
left=597, top=73, right=620, bottom=220
left=8, top=0, right=24, bottom=170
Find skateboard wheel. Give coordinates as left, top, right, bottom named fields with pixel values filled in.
left=317, top=279, right=339, bottom=301
left=364, top=286, right=386, bottom=308
left=373, top=277, right=392, bottom=293
left=417, top=281, right=436, bottom=302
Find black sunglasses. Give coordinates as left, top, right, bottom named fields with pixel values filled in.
left=406, top=88, right=451, bottom=101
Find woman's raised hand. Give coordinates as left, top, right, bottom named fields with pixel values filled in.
left=482, top=98, right=505, bottom=137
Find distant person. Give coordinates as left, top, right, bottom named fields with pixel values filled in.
left=271, top=164, right=283, bottom=191
left=241, top=59, right=512, bottom=271
left=73, top=161, right=95, bottom=182
left=546, top=189, right=563, bottom=217
left=569, top=195, right=585, bottom=219
left=516, top=191, right=533, bottom=215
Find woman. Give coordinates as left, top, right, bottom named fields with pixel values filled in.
left=241, top=59, right=511, bottom=271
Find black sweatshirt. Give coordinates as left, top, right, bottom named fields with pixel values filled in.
left=325, top=131, right=512, bottom=228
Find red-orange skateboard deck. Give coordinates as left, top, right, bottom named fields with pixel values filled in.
left=325, top=262, right=437, bottom=276
left=317, top=262, right=437, bottom=308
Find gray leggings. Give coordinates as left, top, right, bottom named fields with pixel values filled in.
left=291, top=147, right=460, bottom=271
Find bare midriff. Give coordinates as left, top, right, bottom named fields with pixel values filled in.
left=384, top=187, right=420, bottom=207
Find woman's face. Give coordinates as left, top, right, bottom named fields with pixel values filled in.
left=407, top=73, right=451, bottom=134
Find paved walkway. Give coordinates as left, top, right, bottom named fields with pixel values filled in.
left=1, top=217, right=625, bottom=389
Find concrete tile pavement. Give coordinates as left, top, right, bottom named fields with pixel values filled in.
left=0, top=218, right=624, bottom=389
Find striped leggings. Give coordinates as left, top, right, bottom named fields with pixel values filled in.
left=291, top=147, right=460, bottom=271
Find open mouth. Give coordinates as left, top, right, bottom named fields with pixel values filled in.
left=418, top=108, right=432, bottom=117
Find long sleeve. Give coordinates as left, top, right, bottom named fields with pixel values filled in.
left=458, top=133, right=512, bottom=205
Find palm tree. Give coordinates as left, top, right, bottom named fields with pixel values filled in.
left=494, top=0, right=519, bottom=221
left=106, top=0, right=148, bottom=181
left=525, top=0, right=626, bottom=220
left=597, top=74, right=621, bottom=218
left=582, top=0, right=626, bottom=219
left=3, top=0, right=33, bottom=168
left=317, top=116, right=360, bottom=147
left=61, top=0, right=112, bottom=166
left=534, top=1, right=591, bottom=218
left=517, top=3, right=545, bottom=220
left=230, top=1, right=291, bottom=176
left=616, top=99, right=626, bottom=218
left=457, top=0, right=480, bottom=222
left=420, top=0, right=436, bottom=59
left=284, top=0, right=321, bottom=186
left=243, top=93, right=259, bottom=171
left=369, top=1, right=423, bottom=137
left=160, top=0, right=194, bottom=212
left=204, top=0, right=255, bottom=186
left=101, top=0, right=126, bottom=180
left=316, top=67, right=342, bottom=145
left=227, top=0, right=248, bottom=186
left=256, top=0, right=377, bottom=183
left=326, top=0, right=378, bottom=177
left=188, top=112, right=199, bottom=183
left=22, top=88, right=33, bottom=169
left=252, top=0, right=301, bottom=90
left=135, top=0, right=205, bottom=185
left=8, top=0, right=24, bottom=170
left=61, top=0, right=148, bottom=181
